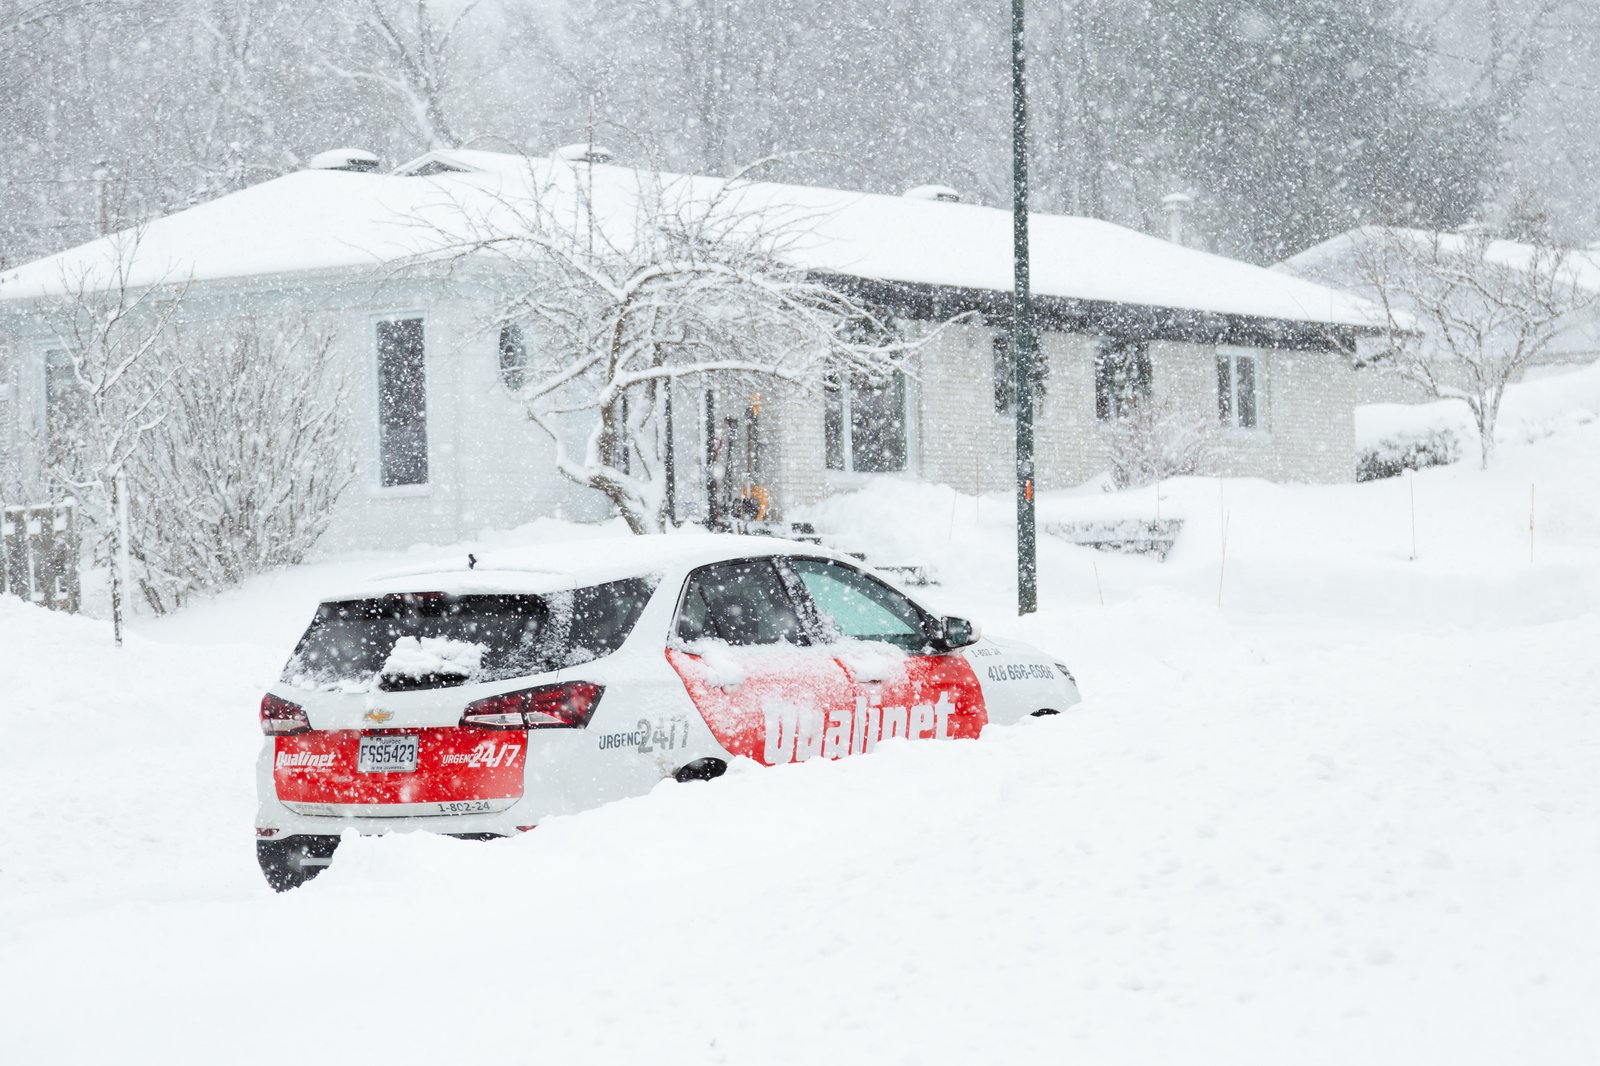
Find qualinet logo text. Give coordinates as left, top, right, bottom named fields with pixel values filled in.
left=275, top=751, right=336, bottom=771
left=763, top=692, right=956, bottom=763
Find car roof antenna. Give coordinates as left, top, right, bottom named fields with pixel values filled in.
left=467, top=553, right=477, bottom=570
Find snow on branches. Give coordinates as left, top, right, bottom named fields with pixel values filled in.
left=418, top=157, right=923, bottom=533
left=1353, top=228, right=1599, bottom=468
left=126, top=322, right=355, bottom=614
left=33, top=232, right=353, bottom=616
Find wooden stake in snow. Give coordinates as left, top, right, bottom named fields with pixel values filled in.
left=1217, top=478, right=1230, bottom=609
left=1529, top=483, right=1536, bottom=565
left=1093, top=560, right=1105, bottom=606
left=1409, top=470, right=1418, bottom=562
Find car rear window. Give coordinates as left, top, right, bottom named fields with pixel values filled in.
left=283, top=577, right=657, bottom=692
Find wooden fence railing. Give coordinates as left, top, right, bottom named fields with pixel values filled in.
left=0, top=502, right=81, bottom=613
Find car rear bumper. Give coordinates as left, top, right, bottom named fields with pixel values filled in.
left=253, top=726, right=681, bottom=840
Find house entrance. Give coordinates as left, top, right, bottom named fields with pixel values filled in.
left=700, top=388, right=769, bottom=531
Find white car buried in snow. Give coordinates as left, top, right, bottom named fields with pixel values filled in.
left=255, top=535, right=1081, bottom=890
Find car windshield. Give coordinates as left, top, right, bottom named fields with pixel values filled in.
left=282, top=577, right=657, bottom=692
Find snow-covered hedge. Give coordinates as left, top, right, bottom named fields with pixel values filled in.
left=1356, top=427, right=1463, bottom=482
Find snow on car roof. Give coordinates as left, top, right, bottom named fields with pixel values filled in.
left=0, top=149, right=1386, bottom=330
left=322, top=533, right=823, bottom=601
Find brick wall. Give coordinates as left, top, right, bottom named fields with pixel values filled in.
left=1156, top=341, right=1356, bottom=483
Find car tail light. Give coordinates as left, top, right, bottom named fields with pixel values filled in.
left=462, top=682, right=604, bottom=730
left=260, top=693, right=311, bottom=736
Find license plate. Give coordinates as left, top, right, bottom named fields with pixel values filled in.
left=358, top=734, right=418, bottom=773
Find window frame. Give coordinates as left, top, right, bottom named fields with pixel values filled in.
left=497, top=322, right=530, bottom=394
left=992, top=330, right=1013, bottom=415
left=670, top=557, right=814, bottom=649
left=40, top=347, right=79, bottom=454
left=991, top=327, right=1050, bottom=418
left=370, top=311, right=431, bottom=494
left=668, top=555, right=940, bottom=653
left=1094, top=337, right=1152, bottom=422
left=823, top=367, right=916, bottom=477
left=778, top=555, right=935, bottom=653
left=1216, top=346, right=1267, bottom=432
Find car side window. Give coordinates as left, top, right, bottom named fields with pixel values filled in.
left=786, top=558, right=926, bottom=652
left=675, top=559, right=807, bottom=647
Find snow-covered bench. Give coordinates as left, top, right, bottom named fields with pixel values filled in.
left=1043, top=519, right=1184, bottom=561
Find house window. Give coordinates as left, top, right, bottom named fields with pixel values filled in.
left=992, top=328, right=1049, bottom=416
left=1216, top=348, right=1263, bottom=429
left=376, top=317, right=428, bottom=486
left=993, top=332, right=1013, bottom=414
left=498, top=324, right=529, bottom=392
left=43, top=349, right=85, bottom=460
left=1094, top=338, right=1150, bottom=421
left=824, top=370, right=907, bottom=474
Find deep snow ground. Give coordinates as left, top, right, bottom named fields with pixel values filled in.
left=3, top=419, right=1599, bottom=1063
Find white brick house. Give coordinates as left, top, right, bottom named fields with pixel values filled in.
left=0, top=149, right=1384, bottom=550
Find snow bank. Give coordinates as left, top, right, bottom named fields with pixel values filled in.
left=4, top=409, right=1600, bottom=1064
left=1355, top=357, right=1600, bottom=460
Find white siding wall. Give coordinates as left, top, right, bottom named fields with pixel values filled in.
left=318, top=289, right=596, bottom=552
left=773, top=322, right=1360, bottom=500
left=762, top=379, right=829, bottom=517
left=1, top=269, right=1364, bottom=555
left=0, top=339, right=15, bottom=491
left=0, top=271, right=591, bottom=553
left=1155, top=341, right=1356, bottom=483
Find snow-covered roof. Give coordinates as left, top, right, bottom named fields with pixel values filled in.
left=1279, top=226, right=1600, bottom=293
left=0, top=149, right=1385, bottom=330
left=1278, top=225, right=1600, bottom=354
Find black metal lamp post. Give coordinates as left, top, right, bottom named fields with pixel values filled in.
left=1010, top=0, right=1038, bottom=615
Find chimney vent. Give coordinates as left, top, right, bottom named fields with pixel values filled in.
left=552, top=143, right=614, bottom=165
left=903, top=184, right=962, bottom=204
left=306, top=148, right=380, bottom=173
left=1161, top=191, right=1194, bottom=245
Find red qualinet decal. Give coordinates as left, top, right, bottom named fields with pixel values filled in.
left=274, top=728, right=526, bottom=806
left=667, top=646, right=987, bottom=766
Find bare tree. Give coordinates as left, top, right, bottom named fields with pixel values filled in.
left=1353, top=228, right=1599, bottom=467
left=125, top=321, right=355, bottom=614
left=35, top=229, right=186, bottom=643
left=423, top=157, right=921, bottom=533
left=325, top=0, right=481, bottom=149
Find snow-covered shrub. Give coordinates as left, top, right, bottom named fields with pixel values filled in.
left=1356, top=427, right=1462, bottom=482
left=1101, top=396, right=1213, bottom=489
left=127, top=322, right=355, bottom=614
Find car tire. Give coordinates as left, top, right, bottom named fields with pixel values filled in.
left=256, top=834, right=341, bottom=892
left=674, top=757, right=728, bottom=783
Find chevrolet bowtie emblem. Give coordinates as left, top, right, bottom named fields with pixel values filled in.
left=363, top=709, right=395, bottom=724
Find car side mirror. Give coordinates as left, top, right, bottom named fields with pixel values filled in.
left=926, top=615, right=981, bottom=653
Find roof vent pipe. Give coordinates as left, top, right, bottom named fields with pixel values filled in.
left=552, top=143, right=614, bottom=165
left=1161, top=191, right=1194, bottom=245
left=903, top=184, right=962, bottom=203
left=306, top=148, right=381, bottom=173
